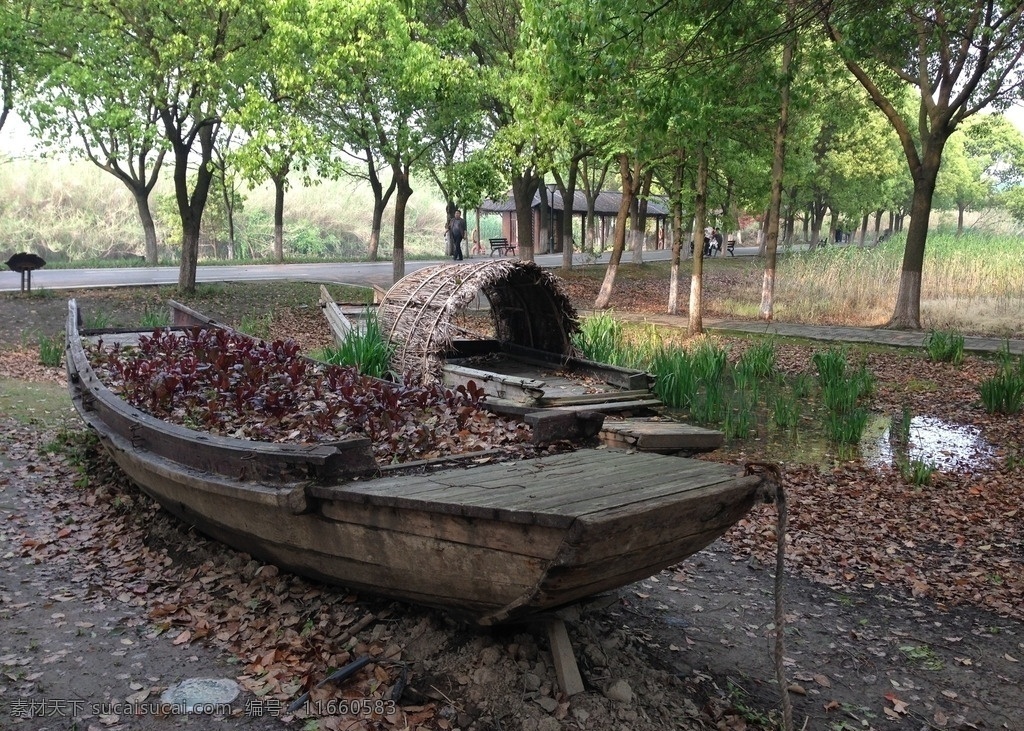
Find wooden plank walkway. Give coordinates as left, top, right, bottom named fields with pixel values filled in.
left=599, top=417, right=723, bottom=453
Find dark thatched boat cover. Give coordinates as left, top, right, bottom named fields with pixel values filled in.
left=378, top=260, right=580, bottom=382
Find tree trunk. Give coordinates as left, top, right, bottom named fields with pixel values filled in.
left=760, top=20, right=794, bottom=320
left=595, top=154, right=635, bottom=309
left=365, top=152, right=395, bottom=262
left=688, top=145, right=709, bottom=337
left=632, top=170, right=652, bottom=264
left=889, top=144, right=944, bottom=329
left=170, top=119, right=218, bottom=294
left=511, top=171, right=538, bottom=261
left=273, top=175, right=285, bottom=264
left=391, top=165, right=413, bottom=283
left=809, top=199, right=826, bottom=250
left=858, top=213, right=868, bottom=246
left=957, top=204, right=965, bottom=236
left=668, top=150, right=685, bottom=315
left=130, top=189, right=159, bottom=266
left=556, top=159, right=581, bottom=271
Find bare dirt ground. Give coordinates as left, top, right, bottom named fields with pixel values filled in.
left=1, top=272, right=1022, bottom=731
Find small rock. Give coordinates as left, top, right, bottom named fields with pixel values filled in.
left=603, top=679, right=633, bottom=704
left=480, top=646, right=502, bottom=666
left=534, top=695, right=559, bottom=713
left=523, top=672, right=542, bottom=691
left=537, top=717, right=561, bottom=731
left=472, top=667, right=495, bottom=685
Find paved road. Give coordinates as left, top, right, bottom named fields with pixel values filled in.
left=18, top=242, right=1004, bottom=356
left=1, top=246, right=767, bottom=293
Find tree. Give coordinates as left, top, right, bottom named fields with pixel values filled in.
left=819, top=1, right=1024, bottom=329
left=312, top=0, right=471, bottom=281
left=28, top=2, right=168, bottom=265
left=0, top=0, right=33, bottom=135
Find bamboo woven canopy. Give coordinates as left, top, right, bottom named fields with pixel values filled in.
left=378, top=260, right=580, bottom=382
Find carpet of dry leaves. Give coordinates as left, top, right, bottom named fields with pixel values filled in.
left=2, top=276, right=1023, bottom=731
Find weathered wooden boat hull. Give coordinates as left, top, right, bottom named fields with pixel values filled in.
left=67, top=300, right=763, bottom=624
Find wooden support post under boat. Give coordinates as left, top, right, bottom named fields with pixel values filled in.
left=546, top=619, right=585, bottom=696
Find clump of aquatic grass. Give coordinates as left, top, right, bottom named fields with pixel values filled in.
left=899, top=458, right=936, bottom=486
left=650, top=347, right=700, bottom=409
left=771, top=391, right=800, bottom=430
left=924, top=329, right=965, bottom=365
left=38, top=333, right=64, bottom=367
left=891, top=406, right=912, bottom=447
left=318, top=309, right=395, bottom=379
left=825, top=407, right=869, bottom=445
left=691, top=339, right=728, bottom=384
left=736, top=339, right=776, bottom=379
left=238, top=312, right=273, bottom=340
left=140, top=304, right=170, bottom=329
left=723, top=391, right=757, bottom=439
left=791, top=372, right=813, bottom=398
left=979, top=370, right=1024, bottom=414
left=691, top=382, right=725, bottom=425
left=573, top=312, right=624, bottom=366
left=812, top=347, right=875, bottom=444
left=979, top=344, right=1024, bottom=414
left=812, top=347, right=848, bottom=386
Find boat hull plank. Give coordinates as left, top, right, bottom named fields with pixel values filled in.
left=106, top=439, right=549, bottom=615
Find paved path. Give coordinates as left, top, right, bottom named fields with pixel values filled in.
left=619, top=312, right=1024, bottom=356
left=1, top=247, right=775, bottom=293
left=6, top=247, right=1019, bottom=355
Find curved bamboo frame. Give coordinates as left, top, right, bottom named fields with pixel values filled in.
left=378, top=261, right=580, bottom=382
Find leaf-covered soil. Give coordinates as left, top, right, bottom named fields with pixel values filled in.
left=2, top=275, right=1023, bottom=730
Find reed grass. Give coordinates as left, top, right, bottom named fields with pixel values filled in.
left=775, top=232, right=1024, bottom=331
left=316, top=309, right=395, bottom=379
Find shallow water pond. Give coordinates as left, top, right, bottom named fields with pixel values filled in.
left=861, top=414, right=996, bottom=471
left=690, top=410, right=997, bottom=472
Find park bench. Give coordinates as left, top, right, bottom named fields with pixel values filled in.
left=726, top=238, right=736, bottom=256
left=489, top=237, right=516, bottom=257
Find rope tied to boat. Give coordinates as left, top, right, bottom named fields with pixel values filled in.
left=744, top=460, right=793, bottom=731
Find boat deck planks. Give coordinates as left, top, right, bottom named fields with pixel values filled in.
left=343, top=450, right=744, bottom=522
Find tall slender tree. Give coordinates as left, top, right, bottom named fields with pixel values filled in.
left=818, top=0, right=1024, bottom=328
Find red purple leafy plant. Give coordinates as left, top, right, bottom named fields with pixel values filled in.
left=89, top=328, right=527, bottom=464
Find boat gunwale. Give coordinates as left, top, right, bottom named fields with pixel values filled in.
left=66, top=299, right=378, bottom=484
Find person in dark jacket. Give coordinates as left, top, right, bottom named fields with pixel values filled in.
left=450, top=210, right=466, bottom=261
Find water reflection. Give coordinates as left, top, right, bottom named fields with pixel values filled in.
left=687, top=410, right=996, bottom=472
left=862, top=414, right=995, bottom=471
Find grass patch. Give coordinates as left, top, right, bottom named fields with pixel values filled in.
left=38, top=333, right=64, bottom=367
left=0, top=378, right=75, bottom=427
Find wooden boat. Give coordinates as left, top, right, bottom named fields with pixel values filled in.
left=66, top=295, right=765, bottom=625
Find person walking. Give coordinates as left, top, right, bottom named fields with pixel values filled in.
left=450, top=209, right=466, bottom=261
